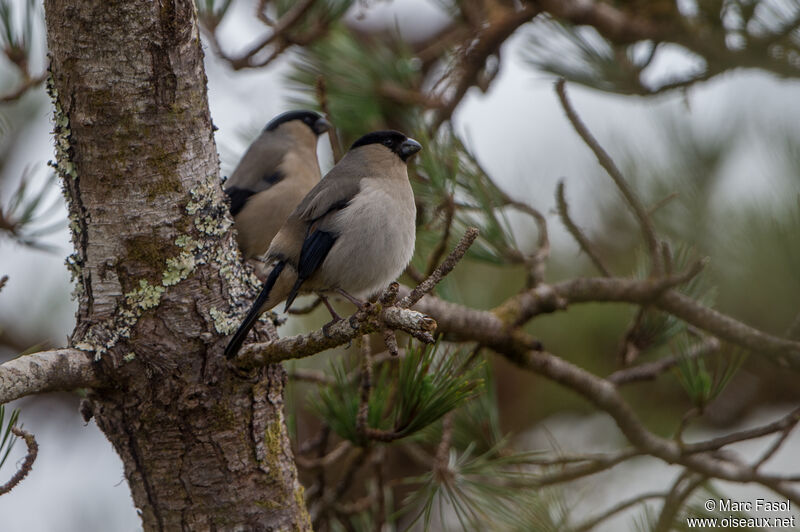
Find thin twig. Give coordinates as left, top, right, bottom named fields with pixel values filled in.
left=235, top=305, right=436, bottom=367
left=381, top=329, right=399, bottom=358
left=608, top=337, right=721, bottom=385
left=296, top=440, right=351, bottom=469
left=425, top=198, right=456, bottom=277
left=432, top=4, right=540, bottom=128
left=230, top=0, right=316, bottom=68
left=496, top=259, right=705, bottom=329
left=315, top=76, right=343, bottom=163
left=647, top=192, right=680, bottom=216
left=436, top=412, right=454, bottom=469
left=654, top=471, right=706, bottom=532
left=505, top=198, right=550, bottom=287
left=556, top=180, right=611, bottom=277
left=534, top=449, right=642, bottom=486
left=380, top=283, right=401, bottom=357
left=0, top=427, right=38, bottom=495
left=555, top=79, right=662, bottom=275
left=675, top=408, right=702, bottom=446
left=0, top=73, right=47, bottom=103
left=754, top=424, right=797, bottom=471
left=682, top=407, right=800, bottom=454
left=334, top=492, right=376, bottom=515
left=574, top=491, right=665, bottom=532
left=398, top=227, right=479, bottom=309
left=288, top=368, right=334, bottom=385
left=298, top=424, right=329, bottom=455
left=404, top=263, right=426, bottom=284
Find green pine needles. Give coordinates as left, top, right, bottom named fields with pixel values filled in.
left=311, top=342, right=484, bottom=445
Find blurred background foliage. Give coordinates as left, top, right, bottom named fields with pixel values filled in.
left=2, top=0, right=800, bottom=530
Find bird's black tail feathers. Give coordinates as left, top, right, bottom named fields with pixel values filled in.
left=224, top=261, right=285, bottom=359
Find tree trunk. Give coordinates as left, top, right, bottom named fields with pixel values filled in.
left=43, top=0, right=310, bottom=529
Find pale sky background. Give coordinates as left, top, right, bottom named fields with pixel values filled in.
left=0, top=1, right=798, bottom=530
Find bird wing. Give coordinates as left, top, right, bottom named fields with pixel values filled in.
left=224, top=131, right=289, bottom=214
left=224, top=169, right=283, bottom=216
left=294, top=164, right=362, bottom=222
left=283, top=174, right=363, bottom=310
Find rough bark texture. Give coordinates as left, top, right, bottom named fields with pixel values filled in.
left=44, top=0, right=310, bottom=529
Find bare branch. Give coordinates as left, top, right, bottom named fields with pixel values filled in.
left=204, top=0, right=317, bottom=70
left=536, top=0, right=666, bottom=43
left=0, top=73, right=47, bottom=103
left=234, top=306, right=437, bottom=368
left=496, top=261, right=704, bottom=329
left=492, top=273, right=800, bottom=364
left=513, top=348, right=800, bottom=502
left=505, top=199, right=550, bottom=286
left=682, top=407, right=800, bottom=454
left=424, top=199, right=456, bottom=277
left=432, top=4, right=540, bottom=128
left=574, top=491, right=665, bottom=532
left=654, top=471, right=706, bottom=532
left=608, top=337, right=721, bottom=386
left=0, top=349, right=100, bottom=404
left=754, top=423, right=798, bottom=471
left=288, top=368, right=334, bottom=385
left=555, top=79, right=662, bottom=275
left=296, top=440, right=351, bottom=470
left=398, top=227, right=479, bottom=309
left=435, top=412, right=454, bottom=468
left=534, top=448, right=642, bottom=486
left=556, top=180, right=611, bottom=277
left=0, top=427, right=37, bottom=495
left=315, top=77, right=343, bottom=163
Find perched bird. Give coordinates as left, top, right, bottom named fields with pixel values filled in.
left=225, top=130, right=421, bottom=359
left=225, top=110, right=331, bottom=259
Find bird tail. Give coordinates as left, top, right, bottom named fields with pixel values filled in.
left=225, top=261, right=285, bottom=359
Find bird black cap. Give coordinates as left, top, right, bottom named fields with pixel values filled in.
left=350, top=130, right=422, bottom=162
left=265, top=110, right=330, bottom=135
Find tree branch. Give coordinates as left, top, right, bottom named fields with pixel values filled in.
left=535, top=0, right=667, bottom=44
left=574, top=491, right=665, bottom=532
left=234, top=306, right=437, bottom=369
left=555, top=79, right=662, bottom=275
left=398, top=287, right=800, bottom=498
left=0, top=349, right=100, bottom=404
left=398, top=227, right=478, bottom=309
left=608, top=337, right=721, bottom=386
left=0, top=73, right=47, bottom=103
left=432, top=4, right=540, bottom=128
left=556, top=180, right=611, bottom=277
left=681, top=407, right=800, bottom=454
left=0, top=427, right=37, bottom=495
left=491, top=275, right=800, bottom=364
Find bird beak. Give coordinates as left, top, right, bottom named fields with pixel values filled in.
left=399, top=138, right=422, bottom=160
left=314, top=117, right=332, bottom=135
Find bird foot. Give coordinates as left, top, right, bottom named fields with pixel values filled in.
left=336, top=288, right=369, bottom=311
left=322, top=318, right=342, bottom=338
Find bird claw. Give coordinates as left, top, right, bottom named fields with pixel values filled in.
left=322, top=318, right=342, bottom=338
